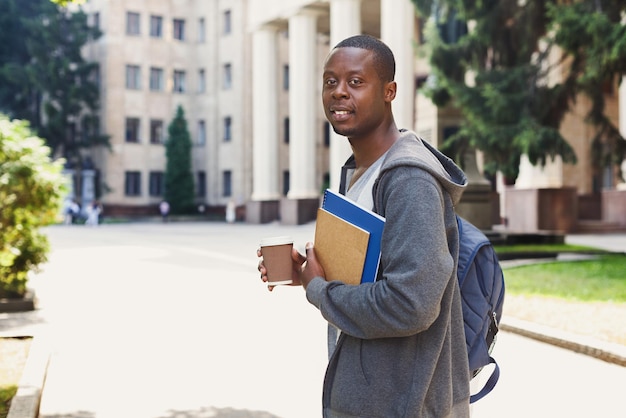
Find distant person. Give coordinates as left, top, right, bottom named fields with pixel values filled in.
left=64, top=199, right=80, bottom=225
left=225, top=199, right=236, bottom=223
left=159, top=200, right=170, bottom=223
left=85, top=200, right=101, bottom=226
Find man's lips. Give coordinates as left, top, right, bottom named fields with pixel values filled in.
left=330, top=108, right=353, bottom=121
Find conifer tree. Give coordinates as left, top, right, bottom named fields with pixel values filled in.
left=164, top=106, right=195, bottom=214
left=412, top=0, right=626, bottom=182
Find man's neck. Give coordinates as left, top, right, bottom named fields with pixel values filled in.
left=350, top=124, right=400, bottom=169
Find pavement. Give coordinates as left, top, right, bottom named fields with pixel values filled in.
left=1, top=221, right=625, bottom=418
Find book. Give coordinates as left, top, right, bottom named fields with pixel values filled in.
left=317, top=188, right=386, bottom=284
left=314, top=208, right=370, bottom=285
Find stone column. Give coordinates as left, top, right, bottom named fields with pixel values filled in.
left=381, top=0, right=416, bottom=131
left=328, top=0, right=362, bottom=191
left=80, top=168, right=96, bottom=215
left=247, top=25, right=280, bottom=223
left=281, top=9, right=320, bottom=224
left=456, top=149, right=494, bottom=230
left=63, top=168, right=76, bottom=201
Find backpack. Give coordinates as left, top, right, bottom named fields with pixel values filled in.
left=456, top=215, right=505, bottom=403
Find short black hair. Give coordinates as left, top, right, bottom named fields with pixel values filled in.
left=334, top=34, right=395, bottom=82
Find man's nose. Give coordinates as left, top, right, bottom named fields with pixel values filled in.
left=332, top=80, right=349, bottom=99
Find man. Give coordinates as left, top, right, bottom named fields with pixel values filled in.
left=259, top=35, right=470, bottom=417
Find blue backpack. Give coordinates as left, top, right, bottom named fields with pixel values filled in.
left=456, top=216, right=505, bottom=403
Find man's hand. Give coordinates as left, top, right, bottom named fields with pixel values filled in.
left=257, top=247, right=305, bottom=291
left=297, top=242, right=326, bottom=290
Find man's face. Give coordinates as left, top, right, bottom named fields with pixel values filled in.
left=322, top=47, right=391, bottom=139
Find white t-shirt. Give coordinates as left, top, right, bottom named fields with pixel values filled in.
left=345, top=151, right=388, bottom=209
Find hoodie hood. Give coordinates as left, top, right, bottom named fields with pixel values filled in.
left=379, top=130, right=467, bottom=205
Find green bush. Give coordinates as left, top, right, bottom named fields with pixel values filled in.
left=0, top=115, right=66, bottom=298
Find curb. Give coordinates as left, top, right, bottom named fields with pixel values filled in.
left=0, top=291, right=37, bottom=313
left=6, top=335, right=50, bottom=418
left=501, top=317, right=626, bottom=367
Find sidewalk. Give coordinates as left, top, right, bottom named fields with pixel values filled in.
left=1, top=222, right=625, bottom=418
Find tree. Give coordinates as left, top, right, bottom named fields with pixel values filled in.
left=0, top=114, right=66, bottom=298
left=164, top=106, right=195, bottom=214
left=0, top=0, right=107, bottom=166
left=548, top=1, right=626, bottom=178
left=412, top=0, right=626, bottom=182
left=0, top=0, right=45, bottom=124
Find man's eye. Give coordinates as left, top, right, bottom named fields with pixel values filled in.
left=325, top=79, right=337, bottom=86
left=349, top=79, right=362, bottom=85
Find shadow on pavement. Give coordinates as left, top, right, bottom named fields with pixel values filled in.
left=157, top=406, right=283, bottom=418
left=42, top=412, right=95, bottom=418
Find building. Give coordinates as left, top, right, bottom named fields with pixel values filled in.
left=78, top=0, right=255, bottom=217
left=246, top=0, right=420, bottom=223
left=76, top=0, right=626, bottom=230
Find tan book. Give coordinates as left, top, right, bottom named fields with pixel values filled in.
left=314, top=208, right=370, bottom=285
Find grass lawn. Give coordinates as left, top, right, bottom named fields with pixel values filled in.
left=502, top=254, right=626, bottom=303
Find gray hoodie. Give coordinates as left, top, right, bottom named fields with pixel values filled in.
left=306, top=131, right=471, bottom=417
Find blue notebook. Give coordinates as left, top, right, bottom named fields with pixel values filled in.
left=321, top=189, right=386, bottom=283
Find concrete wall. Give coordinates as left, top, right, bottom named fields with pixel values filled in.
left=504, top=188, right=578, bottom=233
left=603, top=190, right=626, bottom=227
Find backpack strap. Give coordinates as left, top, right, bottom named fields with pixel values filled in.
left=470, top=357, right=500, bottom=403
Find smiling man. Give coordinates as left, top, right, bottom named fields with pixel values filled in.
left=258, top=34, right=471, bottom=417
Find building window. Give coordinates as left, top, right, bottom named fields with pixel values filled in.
left=125, top=65, right=141, bottom=90
left=222, top=170, right=232, bottom=197
left=223, top=63, right=232, bottom=89
left=223, top=116, right=232, bottom=142
left=90, top=65, right=101, bottom=88
left=82, top=116, right=100, bottom=142
left=198, top=69, right=205, bottom=93
left=80, top=119, right=88, bottom=143
left=126, top=12, right=140, bottom=36
left=283, top=64, right=289, bottom=90
left=149, top=67, right=164, bottom=91
left=223, top=10, right=231, bottom=34
left=197, top=171, right=206, bottom=197
left=284, top=117, right=290, bottom=144
left=150, top=15, right=163, bottom=38
left=323, top=121, right=330, bottom=147
left=125, top=171, right=142, bottom=196
left=443, top=126, right=459, bottom=142
left=150, top=119, right=164, bottom=144
left=125, top=118, right=140, bottom=143
left=173, top=70, right=186, bottom=93
left=92, top=12, right=100, bottom=30
left=418, top=17, right=426, bottom=45
left=68, top=121, right=77, bottom=144
left=197, top=120, right=206, bottom=145
left=149, top=171, right=164, bottom=196
left=198, top=18, right=206, bottom=42
left=173, top=19, right=185, bottom=41
left=282, top=170, right=290, bottom=196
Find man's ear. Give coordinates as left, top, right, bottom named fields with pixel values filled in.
left=384, top=81, right=397, bottom=102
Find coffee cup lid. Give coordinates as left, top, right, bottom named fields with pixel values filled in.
left=260, top=236, right=294, bottom=247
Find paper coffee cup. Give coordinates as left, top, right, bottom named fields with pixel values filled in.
left=260, top=236, right=294, bottom=285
